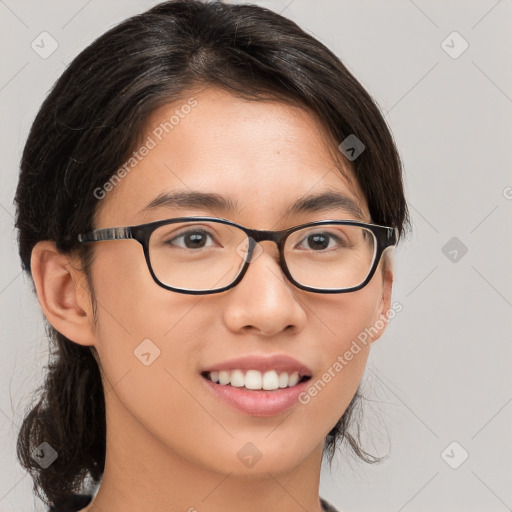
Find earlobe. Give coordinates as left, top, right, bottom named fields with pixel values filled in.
left=30, top=241, right=95, bottom=347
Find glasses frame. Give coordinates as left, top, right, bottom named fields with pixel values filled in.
left=77, top=216, right=398, bottom=295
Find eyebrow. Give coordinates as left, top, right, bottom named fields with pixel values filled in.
left=137, top=189, right=366, bottom=221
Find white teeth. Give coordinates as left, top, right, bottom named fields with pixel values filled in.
left=278, top=372, right=289, bottom=388
left=288, top=373, right=300, bottom=387
left=230, top=369, right=245, bottom=387
left=218, top=370, right=230, bottom=385
left=206, top=369, right=304, bottom=390
left=245, top=370, right=262, bottom=390
left=262, top=370, right=279, bottom=390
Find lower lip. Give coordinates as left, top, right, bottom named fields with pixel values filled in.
left=201, top=375, right=310, bottom=417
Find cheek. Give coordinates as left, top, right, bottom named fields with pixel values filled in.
left=91, top=244, right=216, bottom=341
left=298, top=286, right=381, bottom=428
left=312, top=280, right=382, bottom=355
left=299, top=335, right=370, bottom=438
left=98, top=343, right=221, bottom=472
left=319, top=271, right=385, bottom=349
left=89, top=273, right=216, bottom=468
left=89, top=248, right=216, bottom=413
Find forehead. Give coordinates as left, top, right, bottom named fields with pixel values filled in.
left=94, top=87, right=370, bottom=228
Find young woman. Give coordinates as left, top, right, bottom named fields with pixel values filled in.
left=14, top=1, right=410, bottom=511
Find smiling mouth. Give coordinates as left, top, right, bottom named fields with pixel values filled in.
left=201, top=369, right=311, bottom=391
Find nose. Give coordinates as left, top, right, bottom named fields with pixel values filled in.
left=222, top=240, right=307, bottom=337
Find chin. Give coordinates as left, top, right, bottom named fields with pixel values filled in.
left=199, top=436, right=320, bottom=477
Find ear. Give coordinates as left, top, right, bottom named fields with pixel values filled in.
left=369, top=248, right=395, bottom=344
left=30, top=241, right=96, bottom=347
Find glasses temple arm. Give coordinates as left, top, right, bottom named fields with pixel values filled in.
left=77, top=226, right=134, bottom=242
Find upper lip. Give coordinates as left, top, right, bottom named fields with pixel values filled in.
left=201, top=354, right=313, bottom=376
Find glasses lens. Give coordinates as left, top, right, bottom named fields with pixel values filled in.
left=148, top=220, right=248, bottom=292
left=285, top=224, right=376, bottom=290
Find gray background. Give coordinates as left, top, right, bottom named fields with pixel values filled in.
left=1, top=1, right=511, bottom=511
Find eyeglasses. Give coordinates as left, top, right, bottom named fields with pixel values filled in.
left=76, top=216, right=398, bottom=294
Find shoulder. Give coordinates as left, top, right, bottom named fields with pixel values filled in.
left=48, top=494, right=93, bottom=512
left=320, top=496, right=342, bottom=512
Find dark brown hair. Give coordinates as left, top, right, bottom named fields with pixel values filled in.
left=14, top=0, right=410, bottom=507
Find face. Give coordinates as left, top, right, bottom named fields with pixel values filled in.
left=47, top=87, right=393, bottom=478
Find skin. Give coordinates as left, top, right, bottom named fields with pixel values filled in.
left=31, top=87, right=394, bottom=512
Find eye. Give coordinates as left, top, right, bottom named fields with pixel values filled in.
left=295, top=230, right=348, bottom=251
left=165, top=228, right=217, bottom=250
